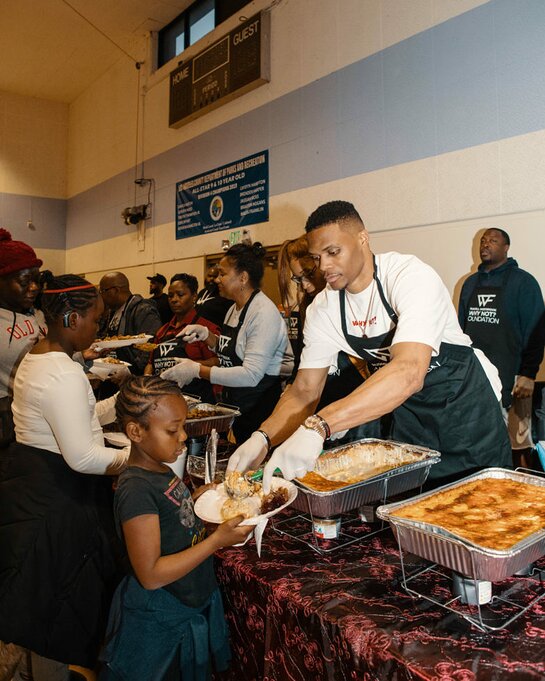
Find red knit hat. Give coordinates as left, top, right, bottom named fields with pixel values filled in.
left=0, top=228, right=43, bottom=277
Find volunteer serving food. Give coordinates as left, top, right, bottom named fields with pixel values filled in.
left=162, top=243, right=293, bottom=444
left=228, top=201, right=511, bottom=491
left=144, top=272, right=219, bottom=402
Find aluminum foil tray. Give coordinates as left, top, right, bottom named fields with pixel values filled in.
left=291, top=438, right=440, bottom=517
left=184, top=403, right=240, bottom=438
left=377, top=468, right=545, bottom=581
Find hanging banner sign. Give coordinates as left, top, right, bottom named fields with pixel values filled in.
left=175, top=151, right=269, bottom=239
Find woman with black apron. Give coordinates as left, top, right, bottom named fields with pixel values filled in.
left=144, top=273, right=219, bottom=403
left=161, top=243, right=293, bottom=444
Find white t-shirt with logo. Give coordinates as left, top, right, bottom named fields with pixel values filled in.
left=300, top=252, right=501, bottom=397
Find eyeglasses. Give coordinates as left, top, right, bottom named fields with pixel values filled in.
left=99, top=286, right=117, bottom=294
left=290, top=265, right=317, bottom=285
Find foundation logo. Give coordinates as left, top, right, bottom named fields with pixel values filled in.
left=210, top=196, right=224, bottom=221
left=478, top=294, right=496, bottom=307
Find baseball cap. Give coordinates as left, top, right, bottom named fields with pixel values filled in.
left=147, top=273, right=167, bottom=286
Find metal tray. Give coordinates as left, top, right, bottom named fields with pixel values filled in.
left=376, top=468, right=545, bottom=581
left=291, top=438, right=440, bottom=517
left=184, top=403, right=240, bottom=437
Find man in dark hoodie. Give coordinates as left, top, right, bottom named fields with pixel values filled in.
left=458, top=228, right=545, bottom=463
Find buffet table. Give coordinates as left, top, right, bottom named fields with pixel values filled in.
left=215, top=513, right=545, bottom=681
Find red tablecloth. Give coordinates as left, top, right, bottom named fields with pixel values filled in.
left=215, top=513, right=545, bottom=681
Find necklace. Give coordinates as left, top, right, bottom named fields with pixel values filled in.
left=345, top=279, right=376, bottom=339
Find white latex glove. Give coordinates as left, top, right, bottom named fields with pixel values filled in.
left=262, top=426, right=323, bottom=493
left=329, top=429, right=349, bottom=441
left=161, top=359, right=200, bottom=387
left=227, top=431, right=268, bottom=473
left=176, top=324, right=209, bottom=343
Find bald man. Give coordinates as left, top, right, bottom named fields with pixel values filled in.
left=99, top=271, right=161, bottom=374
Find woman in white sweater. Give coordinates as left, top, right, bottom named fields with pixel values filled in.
left=0, top=273, right=128, bottom=681
left=162, top=243, right=293, bottom=443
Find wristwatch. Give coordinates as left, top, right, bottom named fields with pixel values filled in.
left=302, top=414, right=330, bottom=440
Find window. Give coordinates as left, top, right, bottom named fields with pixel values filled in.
left=158, top=0, right=249, bottom=69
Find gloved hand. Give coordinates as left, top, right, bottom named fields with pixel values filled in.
left=227, top=431, right=269, bottom=473
left=161, top=359, right=200, bottom=387
left=262, top=426, right=323, bottom=493
left=176, top=324, right=209, bottom=343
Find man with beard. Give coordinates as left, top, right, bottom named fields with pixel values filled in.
left=458, top=228, right=545, bottom=467
left=227, top=201, right=511, bottom=491
left=195, top=264, right=232, bottom=327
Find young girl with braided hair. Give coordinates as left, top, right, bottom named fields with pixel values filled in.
left=0, top=273, right=129, bottom=681
left=100, top=375, right=252, bottom=681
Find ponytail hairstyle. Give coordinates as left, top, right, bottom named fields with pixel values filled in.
left=116, top=375, right=184, bottom=429
left=40, top=273, right=98, bottom=324
left=224, top=242, right=266, bottom=289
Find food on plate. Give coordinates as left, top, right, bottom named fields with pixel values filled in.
left=221, top=496, right=261, bottom=521
left=220, top=471, right=289, bottom=520
left=135, top=342, right=158, bottom=352
left=97, top=357, right=126, bottom=365
left=95, top=333, right=149, bottom=342
left=224, top=470, right=260, bottom=499
left=391, top=478, right=545, bottom=550
left=260, top=487, right=289, bottom=514
left=297, top=441, right=426, bottom=491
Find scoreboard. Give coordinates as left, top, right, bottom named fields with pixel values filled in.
left=169, top=12, right=270, bottom=128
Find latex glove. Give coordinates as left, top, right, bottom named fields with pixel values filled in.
left=176, top=324, right=209, bottom=343
left=512, top=376, right=535, bottom=399
left=227, top=431, right=268, bottom=473
left=329, top=429, right=349, bottom=441
left=262, top=426, right=323, bottom=493
left=161, top=359, right=200, bottom=387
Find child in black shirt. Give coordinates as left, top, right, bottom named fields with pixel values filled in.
left=100, top=375, right=252, bottom=681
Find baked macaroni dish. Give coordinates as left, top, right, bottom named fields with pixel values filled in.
left=392, top=478, right=545, bottom=550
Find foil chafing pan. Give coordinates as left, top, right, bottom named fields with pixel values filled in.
left=291, top=438, right=440, bottom=517
left=184, top=403, right=240, bottom=438
left=376, top=468, right=545, bottom=581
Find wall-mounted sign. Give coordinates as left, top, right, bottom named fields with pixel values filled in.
left=169, top=12, right=270, bottom=128
left=175, top=151, right=269, bottom=240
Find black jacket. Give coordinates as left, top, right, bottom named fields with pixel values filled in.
left=458, top=258, right=545, bottom=382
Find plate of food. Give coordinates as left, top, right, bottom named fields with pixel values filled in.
left=104, top=431, right=131, bottom=448
left=89, top=357, right=131, bottom=380
left=194, top=471, right=297, bottom=526
left=134, top=342, right=158, bottom=352
left=92, top=334, right=152, bottom=350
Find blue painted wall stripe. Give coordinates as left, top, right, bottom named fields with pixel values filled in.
left=61, top=0, right=545, bottom=249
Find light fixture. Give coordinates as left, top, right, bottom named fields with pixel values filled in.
left=121, top=205, right=150, bottom=226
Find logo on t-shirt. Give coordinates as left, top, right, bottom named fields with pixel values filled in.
left=217, top=334, right=230, bottom=353
left=158, top=340, right=178, bottom=357
left=477, top=294, right=496, bottom=307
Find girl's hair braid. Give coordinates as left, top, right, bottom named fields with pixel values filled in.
left=116, top=375, right=184, bottom=428
left=40, top=273, right=98, bottom=324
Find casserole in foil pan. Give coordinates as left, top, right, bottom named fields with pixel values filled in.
left=376, top=468, right=545, bottom=581
left=184, top=403, right=240, bottom=438
left=291, top=438, right=440, bottom=517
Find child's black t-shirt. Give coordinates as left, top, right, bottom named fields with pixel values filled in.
left=114, top=466, right=218, bottom=608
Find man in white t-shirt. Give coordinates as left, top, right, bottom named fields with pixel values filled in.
left=228, top=201, right=511, bottom=490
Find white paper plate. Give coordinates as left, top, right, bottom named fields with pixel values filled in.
left=92, top=335, right=152, bottom=349
left=93, top=358, right=132, bottom=368
left=104, top=432, right=131, bottom=448
left=194, top=478, right=297, bottom=526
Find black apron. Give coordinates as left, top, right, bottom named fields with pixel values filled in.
left=151, top=314, right=215, bottom=403
left=338, top=260, right=511, bottom=485
left=461, top=271, right=518, bottom=409
left=216, top=291, right=281, bottom=444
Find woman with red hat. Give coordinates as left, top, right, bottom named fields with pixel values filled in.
left=0, top=228, right=46, bottom=447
